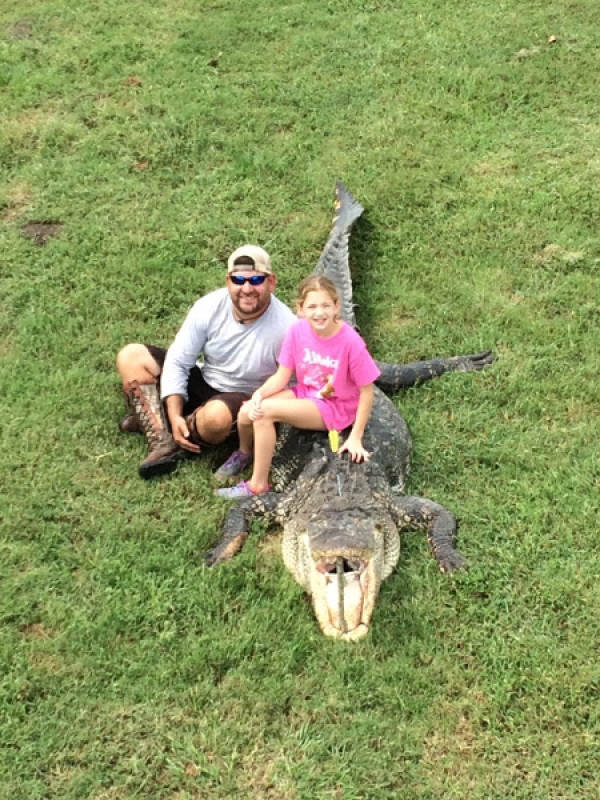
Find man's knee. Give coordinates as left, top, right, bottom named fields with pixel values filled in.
left=193, top=401, right=234, bottom=444
left=116, top=343, right=160, bottom=383
left=116, top=343, right=148, bottom=371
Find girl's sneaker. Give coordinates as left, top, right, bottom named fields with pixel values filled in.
left=213, top=449, right=252, bottom=483
left=214, top=481, right=271, bottom=499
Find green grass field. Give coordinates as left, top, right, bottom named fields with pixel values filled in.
left=1, top=1, right=598, bottom=797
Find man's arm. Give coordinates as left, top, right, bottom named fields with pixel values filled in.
left=160, top=294, right=218, bottom=453
left=160, top=294, right=221, bottom=400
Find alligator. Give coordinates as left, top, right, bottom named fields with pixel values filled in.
left=204, top=182, right=494, bottom=641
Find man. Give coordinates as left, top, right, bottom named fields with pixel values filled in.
left=116, top=245, right=297, bottom=480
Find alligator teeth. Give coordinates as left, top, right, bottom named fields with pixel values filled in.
left=317, top=559, right=337, bottom=574
left=317, top=558, right=365, bottom=575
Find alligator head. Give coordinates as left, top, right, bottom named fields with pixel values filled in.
left=281, top=458, right=400, bottom=641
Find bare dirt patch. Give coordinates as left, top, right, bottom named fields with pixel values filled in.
left=533, top=243, right=584, bottom=267
left=7, top=19, right=33, bottom=40
left=20, top=220, right=64, bottom=246
left=21, top=622, right=57, bottom=638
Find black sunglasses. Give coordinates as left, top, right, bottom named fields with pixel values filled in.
left=229, top=274, right=268, bottom=286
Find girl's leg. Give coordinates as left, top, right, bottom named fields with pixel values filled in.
left=237, top=389, right=296, bottom=456
left=213, top=399, right=263, bottom=484
left=250, top=398, right=326, bottom=491
left=236, top=402, right=254, bottom=454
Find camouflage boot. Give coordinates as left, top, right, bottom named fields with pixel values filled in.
left=124, top=380, right=187, bottom=479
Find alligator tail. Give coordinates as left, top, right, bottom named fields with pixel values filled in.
left=331, top=180, right=364, bottom=232
left=313, top=181, right=364, bottom=328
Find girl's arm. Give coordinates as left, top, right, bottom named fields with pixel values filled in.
left=253, top=365, right=294, bottom=401
left=339, top=383, right=374, bottom=462
left=247, top=365, right=294, bottom=420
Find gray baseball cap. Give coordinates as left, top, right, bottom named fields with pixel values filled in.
left=227, top=245, right=272, bottom=274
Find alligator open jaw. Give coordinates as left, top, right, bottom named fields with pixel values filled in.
left=313, top=553, right=374, bottom=641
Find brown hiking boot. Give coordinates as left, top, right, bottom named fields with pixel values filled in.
left=119, top=412, right=141, bottom=434
left=123, top=380, right=188, bottom=479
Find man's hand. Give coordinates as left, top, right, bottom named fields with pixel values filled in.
left=170, top=414, right=201, bottom=453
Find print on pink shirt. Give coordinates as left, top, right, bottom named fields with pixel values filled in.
left=303, top=363, right=335, bottom=396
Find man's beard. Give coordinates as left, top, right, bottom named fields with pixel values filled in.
left=232, top=292, right=270, bottom=320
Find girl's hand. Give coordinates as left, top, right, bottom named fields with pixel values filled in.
left=338, top=435, right=370, bottom=463
left=248, top=391, right=263, bottom=421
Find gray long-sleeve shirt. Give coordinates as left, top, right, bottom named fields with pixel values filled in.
left=160, top=288, right=296, bottom=400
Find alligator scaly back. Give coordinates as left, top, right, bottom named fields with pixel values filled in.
left=313, top=181, right=363, bottom=328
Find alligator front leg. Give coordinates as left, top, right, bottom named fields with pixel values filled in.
left=390, top=496, right=466, bottom=573
left=375, top=350, right=495, bottom=393
left=203, top=492, right=280, bottom=567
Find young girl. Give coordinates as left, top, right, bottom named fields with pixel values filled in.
left=215, top=275, right=381, bottom=498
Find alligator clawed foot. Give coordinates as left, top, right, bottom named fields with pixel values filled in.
left=439, top=553, right=468, bottom=574
left=203, top=532, right=249, bottom=568
left=467, top=350, right=496, bottom=370
left=202, top=549, right=221, bottom=568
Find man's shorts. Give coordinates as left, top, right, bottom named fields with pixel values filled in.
left=145, top=344, right=250, bottom=445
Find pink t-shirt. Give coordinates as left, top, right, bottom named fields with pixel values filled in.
left=278, top=318, right=381, bottom=431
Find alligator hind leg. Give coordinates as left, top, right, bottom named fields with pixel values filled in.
left=375, top=351, right=495, bottom=394
left=390, top=496, right=467, bottom=573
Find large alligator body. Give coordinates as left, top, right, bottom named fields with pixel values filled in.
left=205, top=182, right=494, bottom=640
